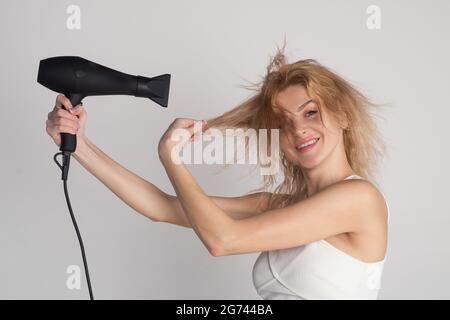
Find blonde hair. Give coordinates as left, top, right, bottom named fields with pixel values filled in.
left=207, top=44, right=387, bottom=210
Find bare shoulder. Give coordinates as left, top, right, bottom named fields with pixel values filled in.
left=338, top=179, right=388, bottom=229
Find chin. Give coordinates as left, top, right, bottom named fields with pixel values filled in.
left=284, top=150, right=320, bottom=169
left=283, top=149, right=323, bottom=170
left=297, top=158, right=322, bottom=170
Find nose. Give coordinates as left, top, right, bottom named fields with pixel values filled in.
left=281, top=115, right=310, bottom=137
left=291, top=120, right=308, bottom=136
left=287, top=127, right=309, bottom=143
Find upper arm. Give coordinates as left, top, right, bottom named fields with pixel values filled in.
left=220, top=179, right=384, bottom=256
left=163, top=191, right=271, bottom=228
left=213, top=192, right=271, bottom=219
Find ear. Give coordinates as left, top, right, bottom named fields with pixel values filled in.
left=339, top=114, right=350, bottom=130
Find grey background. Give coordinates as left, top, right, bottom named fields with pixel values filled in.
left=1, top=0, right=449, bottom=299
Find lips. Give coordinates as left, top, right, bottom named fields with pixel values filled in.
left=295, top=137, right=320, bottom=150
left=296, top=138, right=320, bottom=153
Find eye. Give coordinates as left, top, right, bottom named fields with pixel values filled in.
left=305, top=110, right=318, bottom=117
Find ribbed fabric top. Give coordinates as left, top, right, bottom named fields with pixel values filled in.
left=252, top=175, right=389, bottom=300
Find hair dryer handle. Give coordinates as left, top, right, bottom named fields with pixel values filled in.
left=59, top=93, right=84, bottom=153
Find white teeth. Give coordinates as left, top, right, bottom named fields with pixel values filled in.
left=298, top=138, right=318, bottom=149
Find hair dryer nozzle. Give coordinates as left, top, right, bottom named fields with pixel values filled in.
left=136, top=74, right=171, bottom=108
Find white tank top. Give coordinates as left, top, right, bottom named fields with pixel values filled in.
left=252, top=175, right=389, bottom=300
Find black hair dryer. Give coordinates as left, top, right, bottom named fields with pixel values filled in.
left=36, top=56, right=170, bottom=300
left=37, top=56, right=171, bottom=180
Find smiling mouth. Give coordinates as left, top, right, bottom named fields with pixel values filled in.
left=295, top=138, right=320, bottom=152
left=296, top=137, right=320, bottom=150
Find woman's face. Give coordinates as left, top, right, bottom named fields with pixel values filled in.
left=275, top=85, right=345, bottom=170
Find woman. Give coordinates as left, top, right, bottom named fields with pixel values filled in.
left=45, top=48, right=389, bottom=300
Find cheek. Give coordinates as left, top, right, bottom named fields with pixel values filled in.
left=279, top=132, right=291, bottom=151
left=279, top=134, right=300, bottom=163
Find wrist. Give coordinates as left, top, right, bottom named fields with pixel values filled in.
left=159, top=147, right=182, bottom=167
left=158, top=140, right=176, bottom=163
left=158, top=148, right=173, bottom=165
left=73, top=137, right=89, bottom=159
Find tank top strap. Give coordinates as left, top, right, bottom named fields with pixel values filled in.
left=343, top=174, right=363, bottom=180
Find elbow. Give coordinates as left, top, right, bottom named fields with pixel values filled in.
left=207, top=217, right=238, bottom=257
left=208, top=244, right=225, bottom=257
left=208, top=233, right=235, bottom=257
left=148, top=216, right=160, bottom=223
left=206, top=236, right=226, bottom=257
left=141, top=210, right=163, bottom=223
left=208, top=241, right=232, bottom=257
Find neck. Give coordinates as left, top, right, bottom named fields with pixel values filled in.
left=302, top=143, right=355, bottom=198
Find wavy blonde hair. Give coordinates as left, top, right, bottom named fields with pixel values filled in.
left=206, top=44, right=387, bottom=210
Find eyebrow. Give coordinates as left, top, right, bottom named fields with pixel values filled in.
left=277, top=99, right=314, bottom=115
left=296, top=99, right=314, bottom=112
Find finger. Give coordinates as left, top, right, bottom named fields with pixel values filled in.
left=68, top=104, right=84, bottom=116
left=55, top=94, right=72, bottom=111
left=51, top=116, right=80, bottom=131
left=173, top=118, right=196, bottom=128
left=53, top=108, right=80, bottom=122
left=191, top=120, right=207, bottom=141
left=49, top=124, right=78, bottom=136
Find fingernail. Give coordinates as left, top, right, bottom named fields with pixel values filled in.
left=69, top=108, right=74, bottom=114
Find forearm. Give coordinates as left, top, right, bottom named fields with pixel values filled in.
left=161, top=155, right=235, bottom=254
left=72, top=137, right=174, bottom=222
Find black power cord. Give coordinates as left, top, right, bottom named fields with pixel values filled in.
left=53, top=151, right=94, bottom=300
